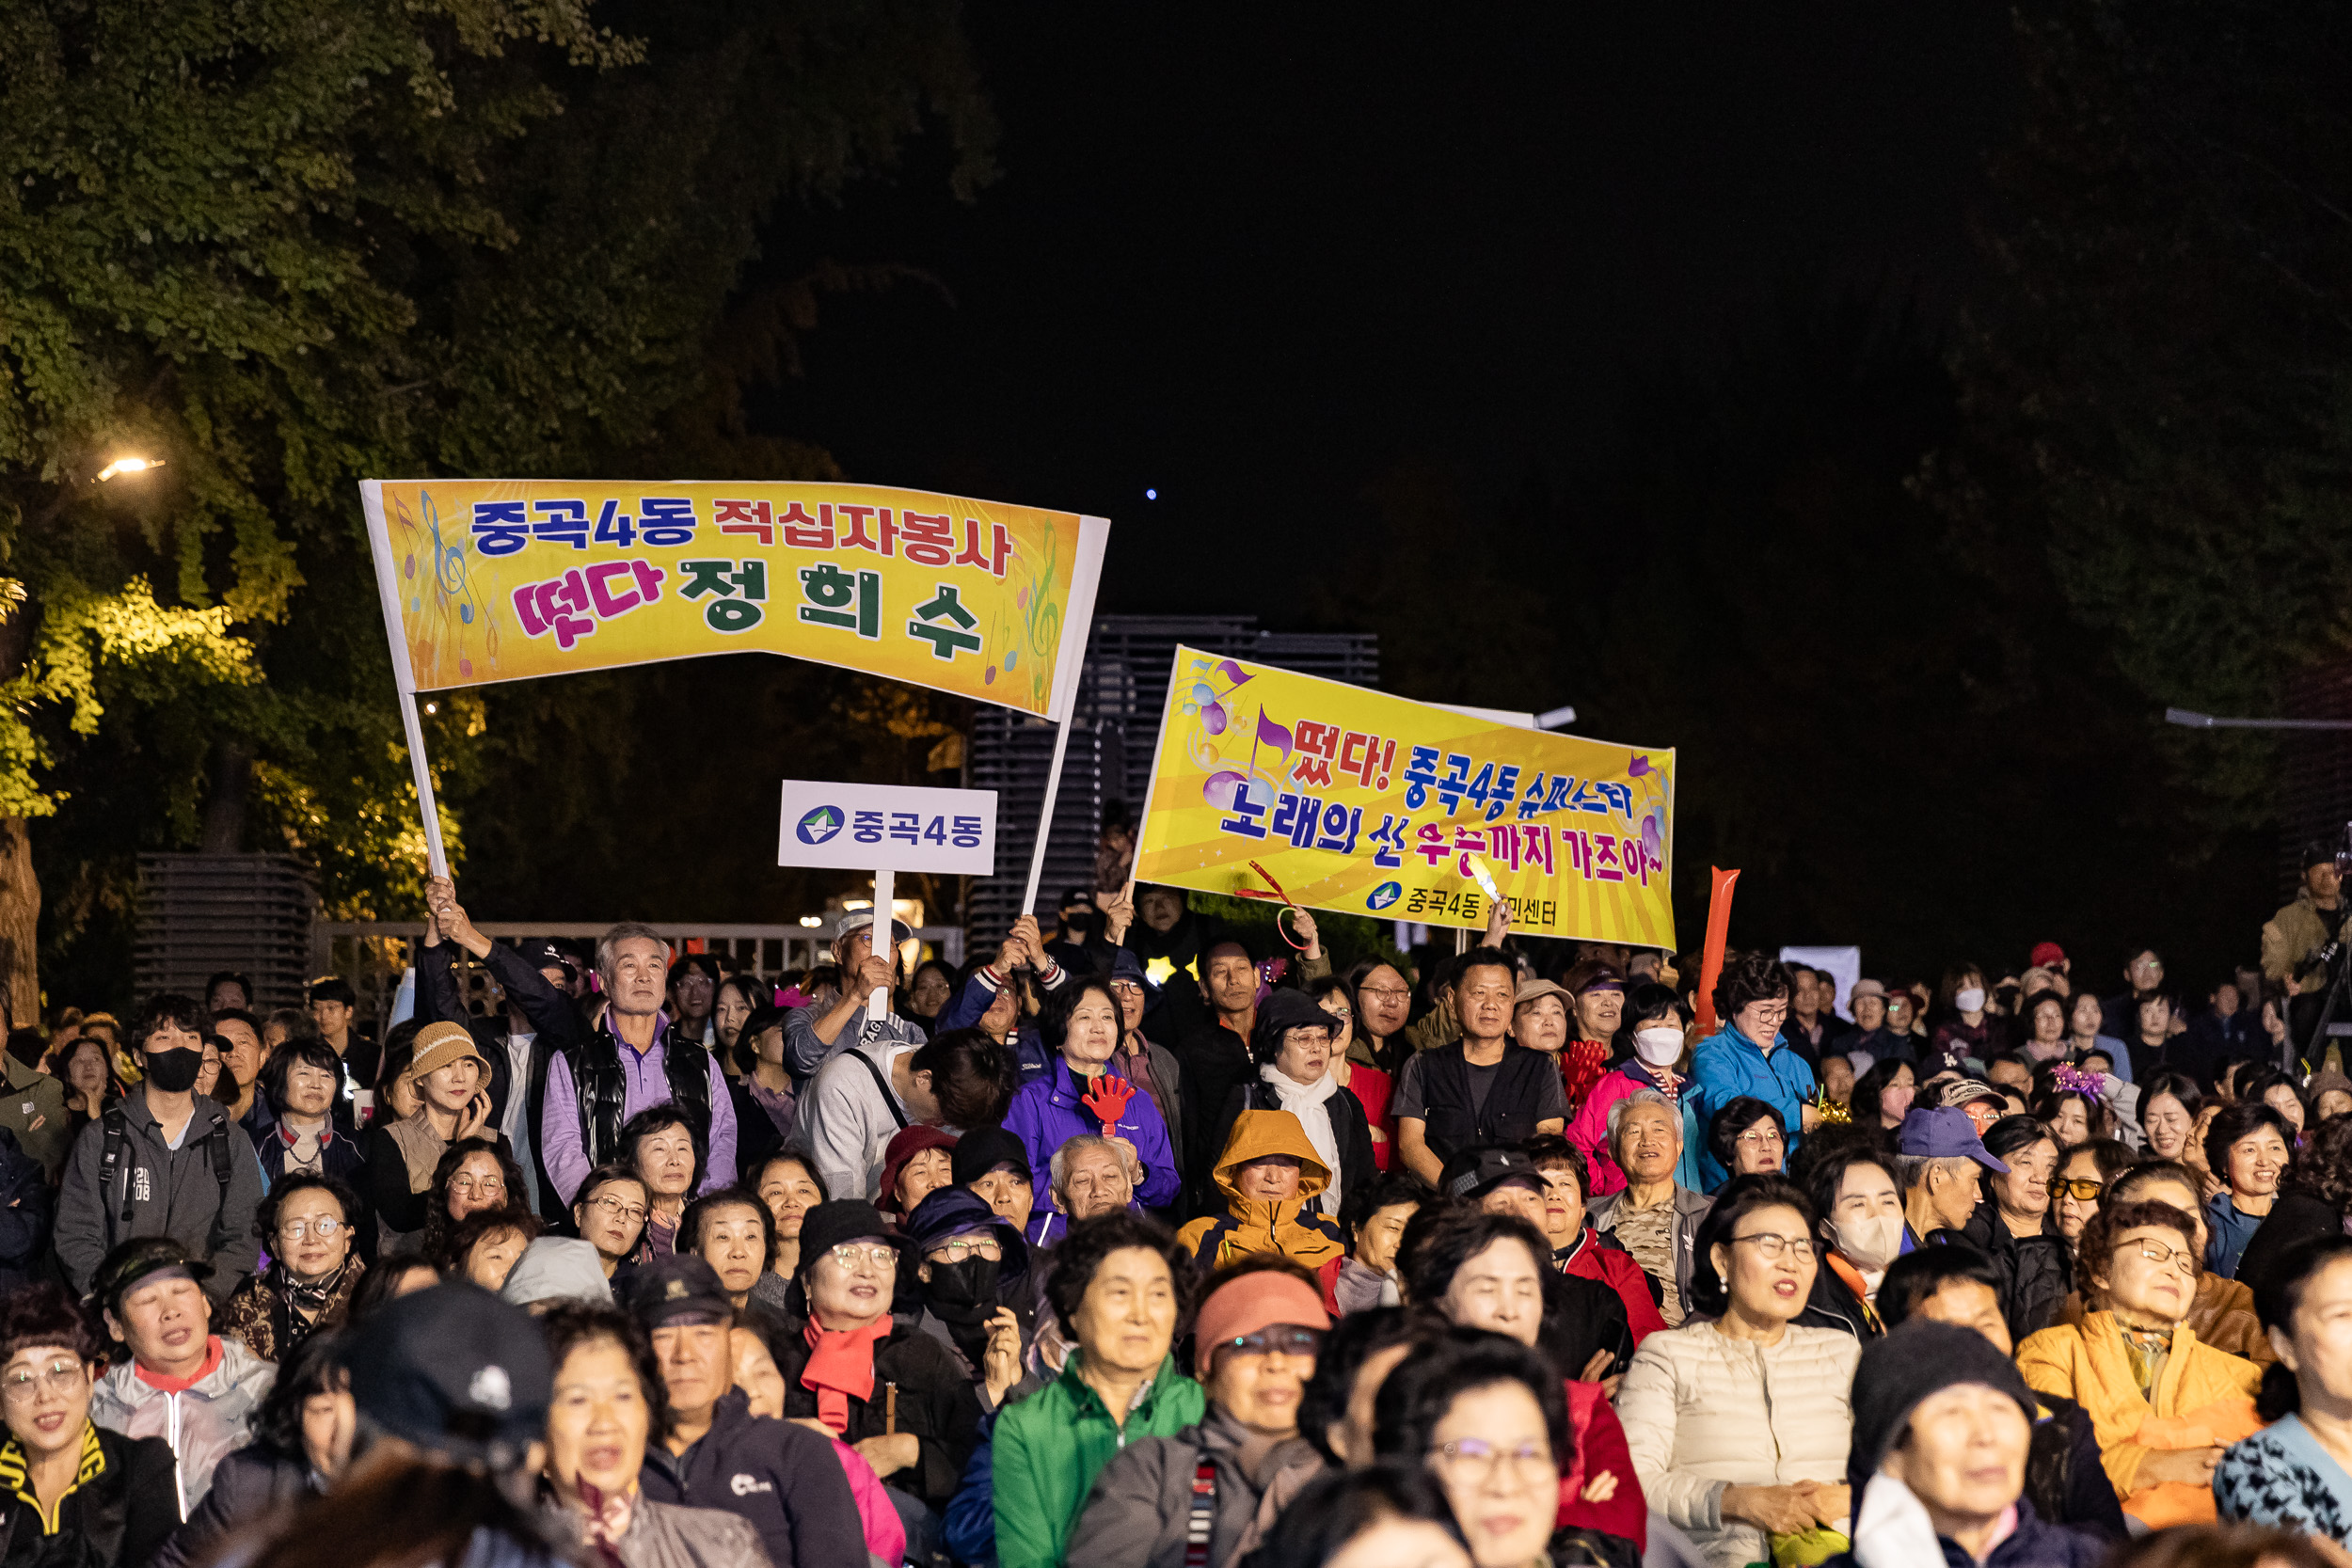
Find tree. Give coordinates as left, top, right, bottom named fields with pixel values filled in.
left=1, top=0, right=993, bottom=1010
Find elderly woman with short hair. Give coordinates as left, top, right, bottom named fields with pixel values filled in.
left=1586, top=1089, right=1710, bottom=1326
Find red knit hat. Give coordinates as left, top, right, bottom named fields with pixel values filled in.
left=876, top=1125, right=960, bottom=1215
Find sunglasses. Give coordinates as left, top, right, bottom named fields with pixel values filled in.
left=2053, top=1178, right=2106, bottom=1202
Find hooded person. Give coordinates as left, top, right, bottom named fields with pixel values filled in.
left=1174, top=1110, right=1348, bottom=1272
left=1200, top=988, right=1376, bottom=1224
left=1823, top=1320, right=2105, bottom=1568
left=901, top=1185, right=1034, bottom=1410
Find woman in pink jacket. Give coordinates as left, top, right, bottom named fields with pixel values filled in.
left=1566, top=984, right=1696, bottom=1196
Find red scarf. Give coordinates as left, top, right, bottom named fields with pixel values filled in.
left=134, top=1336, right=223, bottom=1393
left=1563, top=1040, right=1611, bottom=1110
left=573, top=1479, right=635, bottom=1568
left=801, top=1318, right=894, bottom=1434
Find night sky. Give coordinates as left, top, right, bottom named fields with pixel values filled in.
left=755, top=4, right=2021, bottom=617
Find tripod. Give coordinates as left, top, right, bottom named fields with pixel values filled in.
left=2293, top=903, right=2352, bottom=1074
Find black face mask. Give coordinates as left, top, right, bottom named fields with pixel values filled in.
left=144, top=1048, right=204, bottom=1093
left=1062, top=911, right=1096, bottom=938
left=925, top=1252, right=1002, bottom=1349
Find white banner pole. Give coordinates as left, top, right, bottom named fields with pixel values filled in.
left=359, top=482, right=448, bottom=878
left=1021, top=720, right=1074, bottom=917
left=1020, top=515, right=1108, bottom=916
left=866, top=866, right=896, bottom=1022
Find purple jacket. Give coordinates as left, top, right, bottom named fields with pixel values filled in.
left=1004, top=1055, right=1181, bottom=1212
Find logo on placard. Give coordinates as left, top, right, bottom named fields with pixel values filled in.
left=796, top=805, right=845, bottom=846
left=1366, top=881, right=1403, bottom=911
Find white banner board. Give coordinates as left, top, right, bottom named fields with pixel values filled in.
left=1781, top=944, right=1862, bottom=1022
left=777, top=780, right=997, bottom=875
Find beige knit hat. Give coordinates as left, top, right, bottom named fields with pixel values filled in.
left=409, top=1021, right=488, bottom=1082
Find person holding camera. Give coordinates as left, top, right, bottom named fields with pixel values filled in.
left=2263, top=842, right=2347, bottom=1052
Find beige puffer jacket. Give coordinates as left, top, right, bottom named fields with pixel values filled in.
left=1613, top=1319, right=1860, bottom=1568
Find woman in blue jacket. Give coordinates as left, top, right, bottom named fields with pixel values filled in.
left=1002, top=978, right=1182, bottom=1216
left=1686, top=952, right=1817, bottom=1192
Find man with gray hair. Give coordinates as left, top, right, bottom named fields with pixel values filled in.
left=540, top=920, right=738, bottom=1204
left=1584, top=1088, right=1709, bottom=1324
left=1027, top=1133, right=1141, bottom=1249
left=1894, top=1104, right=2006, bottom=1248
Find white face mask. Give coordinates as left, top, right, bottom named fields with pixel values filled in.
left=1633, top=1027, right=1684, bottom=1067
left=1835, top=1213, right=1904, bottom=1273
left=1955, top=987, right=1987, bottom=1013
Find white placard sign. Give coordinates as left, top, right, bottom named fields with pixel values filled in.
left=777, top=780, right=998, bottom=876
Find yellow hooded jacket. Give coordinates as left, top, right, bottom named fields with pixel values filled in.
left=1176, top=1108, right=1348, bottom=1271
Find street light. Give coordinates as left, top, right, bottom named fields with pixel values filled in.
left=94, top=456, right=163, bottom=483
left=2166, top=707, right=2352, bottom=733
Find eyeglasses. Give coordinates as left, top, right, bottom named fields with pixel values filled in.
left=278, top=1217, right=345, bottom=1241
left=1730, top=1231, right=1817, bottom=1261
left=1359, top=986, right=1410, bottom=1000
left=929, top=1238, right=1002, bottom=1263
left=2125, top=1238, right=2198, bottom=1275
left=1962, top=1103, right=2000, bottom=1132
left=1428, top=1437, right=1554, bottom=1482
left=1734, top=1128, right=1784, bottom=1148
left=2053, top=1178, right=2106, bottom=1202
left=830, top=1243, right=899, bottom=1273
left=1218, top=1325, right=1324, bottom=1359
left=1109, top=981, right=1145, bottom=996
left=1322, top=1006, right=1353, bottom=1020
left=587, top=1195, right=649, bottom=1225
left=449, top=1175, right=506, bottom=1195
left=1, top=1359, right=82, bottom=1402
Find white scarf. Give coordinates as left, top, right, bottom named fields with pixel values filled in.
left=1851, top=1474, right=1936, bottom=1568
left=1260, top=1063, right=1343, bottom=1216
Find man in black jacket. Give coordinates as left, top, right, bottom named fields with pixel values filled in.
left=628, top=1255, right=869, bottom=1568
left=419, top=875, right=584, bottom=1219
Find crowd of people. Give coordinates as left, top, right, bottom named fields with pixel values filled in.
left=2, top=865, right=2352, bottom=1567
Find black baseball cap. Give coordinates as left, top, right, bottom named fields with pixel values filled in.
left=623, top=1254, right=734, bottom=1329
left=951, top=1125, right=1033, bottom=1189
left=342, top=1283, right=551, bottom=1468
left=89, top=1237, right=213, bottom=1316
left=1440, top=1145, right=1546, bottom=1203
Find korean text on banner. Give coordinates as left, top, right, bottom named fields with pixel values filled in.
left=1131, top=647, right=1676, bottom=947
left=778, top=781, right=997, bottom=878
left=359, top=480, right=1108, bottom=721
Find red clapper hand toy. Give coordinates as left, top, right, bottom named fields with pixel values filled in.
left=1081, top=1074, right=1136, bottom=1137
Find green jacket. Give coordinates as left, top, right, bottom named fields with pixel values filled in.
left=992, top=1352, right=1204, bottom=1568
left=0, top=1053, right=72, bottom=1180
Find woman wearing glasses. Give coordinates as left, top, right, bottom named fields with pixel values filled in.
left=901, top=1185, right=1031, bottom=1410
left=770, top=1199, right=983, bottom=1530
left=1616, top=1174, right=1860, bottom=1568
left=1371, top=1328, right=1600, bottom=1568
left=0, top=1284, right=179, bottom=1568
left=2017, top=1197, right=2263, bottom=1528
left=1707, top=1098, right=1787, bottom=1178
left=2052, top=1138, right=2134, bottom=1249
left=217, top=1174, right=366, bottom=1363
left=1066, top=1257, right=1329, bottom=1568
left=569, top=1164, right=652, bottom=1283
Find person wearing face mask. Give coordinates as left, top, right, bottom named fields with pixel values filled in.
left=1798, top=1146, right=1902, bottom=1340
left=55, top=993, right=264, bottom=1304
left=1925, top=967, right=2002, bottom=1076
left=901, top=1186, right=1032, bottom=1411
left=1564, top=983, right=1695, bottom=1196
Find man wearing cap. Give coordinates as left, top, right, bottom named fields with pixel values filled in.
left=628, top=1254, right=868, bottom=1568
left=87, top=1238, right=277, bottom=1516
left=2266, top=842, right=2348, bottom=1047
left=56, top=993, right=264, bottom=1303
left=1937, top=1078, right=2009, bottom=1138
left=541, top=921, right=739, bottom=1207
left=1557, top=960, right=1627, bottom=1110
left=1827, top=1319, right=2104, bottom=1568
left=785, top=908, right=928, bottom=1080
left=1894, top=1106, right=2010, bottom=1252
left=419, top=874, right=584, bottom=1218
left=1841, top=980, right=1912, bottom=1066
left=1441, top=1144, right=1551, bottom=1232
left=956, top=1126, right=1037, bottom=1236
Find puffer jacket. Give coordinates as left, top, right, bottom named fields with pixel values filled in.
left=1962, top=1201, right=2075, bottom=1342
left=1173, top=1110, right=1345, bottom=1270
left=544, top=1496, right=767, bottom=1568
left=87, top=1335, right=276, bottom=1518
left=2015, top=1312, right=2263, bottom=1529
left=1684, top=1023, right=1815, bottom=1192
left=1063, top=1403, right=1321, bottom=1568
left=1613, top=1320, right=1860, bottom=1568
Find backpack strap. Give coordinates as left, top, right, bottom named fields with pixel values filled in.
left=99, top=1108, right=131, bottom=1226
left=203, top=1113, right=234, bottom=1258
left=1184, top=1458, right=1217, bottom=1568
left=851, top=1047, right=911, bottom=1132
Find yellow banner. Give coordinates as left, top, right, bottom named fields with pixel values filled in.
left=1133, top=648, right=1676, bottom=945
left=359, top=480, right=1107, bottom=720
